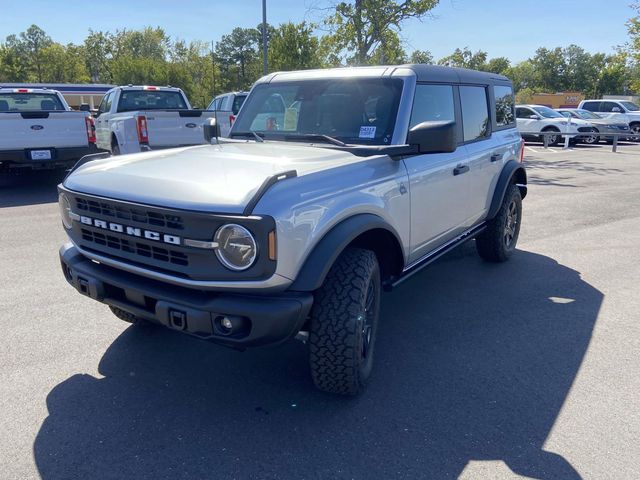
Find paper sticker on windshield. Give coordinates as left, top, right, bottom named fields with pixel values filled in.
left=359, top=126, right=376, bottom=138
left=283, top=108, right=299, bottom=131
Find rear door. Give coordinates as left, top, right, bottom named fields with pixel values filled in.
left=403, top=83, right=471, bottom=263
left=516, top=106, right=540, bottom=135
left=460, top=84, right=504, bottom=225
left=94, top=91, right=113, bottom=149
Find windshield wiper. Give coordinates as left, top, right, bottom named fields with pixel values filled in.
left=284, top=134, right=348, bottom=147
left=230, top=131, right=264, bottom=142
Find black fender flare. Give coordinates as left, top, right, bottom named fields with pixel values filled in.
left=486, top=160, right=527, bottom=220
left=289, top=214, right=403, bottom=292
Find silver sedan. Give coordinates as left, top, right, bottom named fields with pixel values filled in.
left=556, top=108, right=631, bottom=144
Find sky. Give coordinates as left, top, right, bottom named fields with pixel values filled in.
left=0, top=0, right=633, bottom=63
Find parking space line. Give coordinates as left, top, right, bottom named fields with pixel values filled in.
left=525, top=146, right=539, bottom=153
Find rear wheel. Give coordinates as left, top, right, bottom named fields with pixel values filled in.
left=476, top=184, right=522, bottom=262
left=582, top=129, right=600, bottom=144
left=630, top=123, right=640, bottom=141
left=111, top=138, right=121, bottom=155
left=308, top=248, right=381, bottom=395
left=542, top=127, right=561, bottom=146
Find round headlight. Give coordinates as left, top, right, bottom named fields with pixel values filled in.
left=214, top=224, right=257, bottom=271
left=58, top=193, right=73, bottom=229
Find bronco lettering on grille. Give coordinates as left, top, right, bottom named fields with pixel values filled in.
left=79, top=215, right=181, bottom=245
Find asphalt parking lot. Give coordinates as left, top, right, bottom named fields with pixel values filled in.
left=1, top=142, right=639, bottom=480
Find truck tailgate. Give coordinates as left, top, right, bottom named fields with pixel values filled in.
left=143, top=110, right=216, bottom=148
left=0, top=111, right=89, bottom=150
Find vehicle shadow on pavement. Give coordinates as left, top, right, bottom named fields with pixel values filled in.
left=34, top=248, right=601, bottom=479
left=0, top=170, right=64, bottom=207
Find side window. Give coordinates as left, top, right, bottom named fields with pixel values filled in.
left=104, top=92, right=113, bottom=112
left=232, top=95, right=246, bottom=115
left=516, top=107, right=534, bottom=118
left=97, top=92, right=109, bottom=114
left=601, top=101, right=622, bottom=113
left=493, top=85, right=515, bottom=127
left=460, top=86, right=489, bottom=142
left=409, top=84, right=455, bottom=129
left=582, top=101, right=601, bottom=112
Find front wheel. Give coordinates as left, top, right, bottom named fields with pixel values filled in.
left=308, top=248, right=381, bottom=395
left=542, top=128, right=561, bottom=146
left=476, top=184, right=522, bottom=262
left=582, top=129, right=600, bottom=145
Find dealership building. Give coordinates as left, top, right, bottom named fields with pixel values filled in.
left=0, top=83, right=113, bottom=110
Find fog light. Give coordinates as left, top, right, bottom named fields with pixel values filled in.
left=221, top=317, right=233, bottom=330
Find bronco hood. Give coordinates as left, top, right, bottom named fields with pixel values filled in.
left=63, top=142, right=363, bottom=213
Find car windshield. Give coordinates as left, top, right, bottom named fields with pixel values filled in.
left=620, top=101, right=640, bottom=111
left=532, top=106, right=564, bottom=119
left=574, top=109, right=601, bottom=120
left=231, top=78, right=403, bottom=145
left=117, top=90, right=187, bottom=112
left=0, top=93, right=65, bottom=112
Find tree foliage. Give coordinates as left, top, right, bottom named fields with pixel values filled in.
left=324, top=0, right=439, bottom=65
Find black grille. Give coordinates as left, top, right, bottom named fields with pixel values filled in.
left=81, top=228, right=188, bottom=266
left=75, top=197, right=184, bottom=230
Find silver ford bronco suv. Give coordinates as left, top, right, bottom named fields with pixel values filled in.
left=58, top=65, right=526, bottom=395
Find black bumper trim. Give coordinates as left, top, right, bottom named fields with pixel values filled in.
left=60, top=245, right=313, bottom=348
left=0, top=145, right=100, bottom=169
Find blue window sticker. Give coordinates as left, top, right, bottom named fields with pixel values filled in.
left=359, top=126, right=376, bottom=139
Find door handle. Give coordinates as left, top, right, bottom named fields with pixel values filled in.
left=490, top=153, right=501, bottom=162
left=453, top=164, right=469, bottom=176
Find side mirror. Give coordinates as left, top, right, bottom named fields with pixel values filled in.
left=528, top=114, right=541, bottom=120
left=407, top=121, right=457, bottom=154
left=203, top=118, right=220, bottom=143
left=79, top=103, right=90, bottom=112
left=612, top=107, right=622, bottom=113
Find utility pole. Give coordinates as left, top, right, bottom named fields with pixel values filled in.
left=262, top=0, right=268, bottom=75
left=211, top=40, right=216, bottom=97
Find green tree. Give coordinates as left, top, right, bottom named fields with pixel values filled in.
left=324, top=0, right=439, bottom=65
left=215, top=27, right=261, bottom=90
left=269, top=22, right=323, bottom=71
left=409, top=49, right=433, bottom=64
left=485, top=57, right=510, bottom=75
left=437, top=47, right=487, bottom=70
left=84, top=30, right=115, bottom=82
left=530, top=47, right=566, bottom=92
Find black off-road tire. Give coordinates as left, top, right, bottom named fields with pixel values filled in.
left=109, top=305, right=148, bottom=326
left=476, top=184, right=522, bottom=262
left=111, top=138, right=120, bottom=155
left=308, top=248, right=381, bottom=395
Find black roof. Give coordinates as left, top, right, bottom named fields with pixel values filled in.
left=402, top=64, right=511, bottom=85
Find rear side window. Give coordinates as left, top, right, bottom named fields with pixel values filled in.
left=409, top=84, right=455, bottom=129
left=460, top=86, right=489, bottom=142
left=601, top=101, right=622, bottom=113
left=232, top=95, right=247, bottom=115
left=0, top=93, right=64, bottom=112
left=581, top=101, right=601, bottom=112
left=493, top=85, right=515, bottom=127
left=117, top=90, right=188, bottom=112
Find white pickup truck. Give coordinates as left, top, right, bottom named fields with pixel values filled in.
left=95, top=86, right=217, bottom=154
left=0, top=88, right=98, bottom=172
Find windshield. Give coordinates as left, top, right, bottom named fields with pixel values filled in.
left=620, top=101, right=640, bottom=112
left=532, top=106, right=564, bottom=119
left=0, top=93, right=65, bottom=112
left=117, top=90, right=187, bottom=112
left=574, top=109, right=601, bottom=120
left=232, top=78, right=403, bottom=145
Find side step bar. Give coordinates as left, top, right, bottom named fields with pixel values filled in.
left=383, top=223, right=487, bottom=292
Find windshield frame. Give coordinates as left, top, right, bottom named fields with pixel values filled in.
left=231, top=77, right=406, bottom=146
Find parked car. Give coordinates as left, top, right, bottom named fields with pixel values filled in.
left=516, top=104, right=596, bottom=146
left=556, top=108, right=631, bottom=144
left=95, top=85, right=217, bottom=154
left=58, top=65, right=527, bottom=395
left=207, top=91, right=249, bottom=137
left=0, top=88, right=98, bottom=173
left=579, top=99, right=640, bottom=138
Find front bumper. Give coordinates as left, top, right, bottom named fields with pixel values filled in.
left=60, top=244, right=313, bottom=348
left=0, top=144, right=100, bottom=170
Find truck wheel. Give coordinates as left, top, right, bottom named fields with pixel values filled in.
left=308, top=248, right=381, bottom=395
left=109, top=306, right=148, bottom=326
left=111, top=139, right=120, bottom=155
left=476, top=184, right=522, bottom=262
